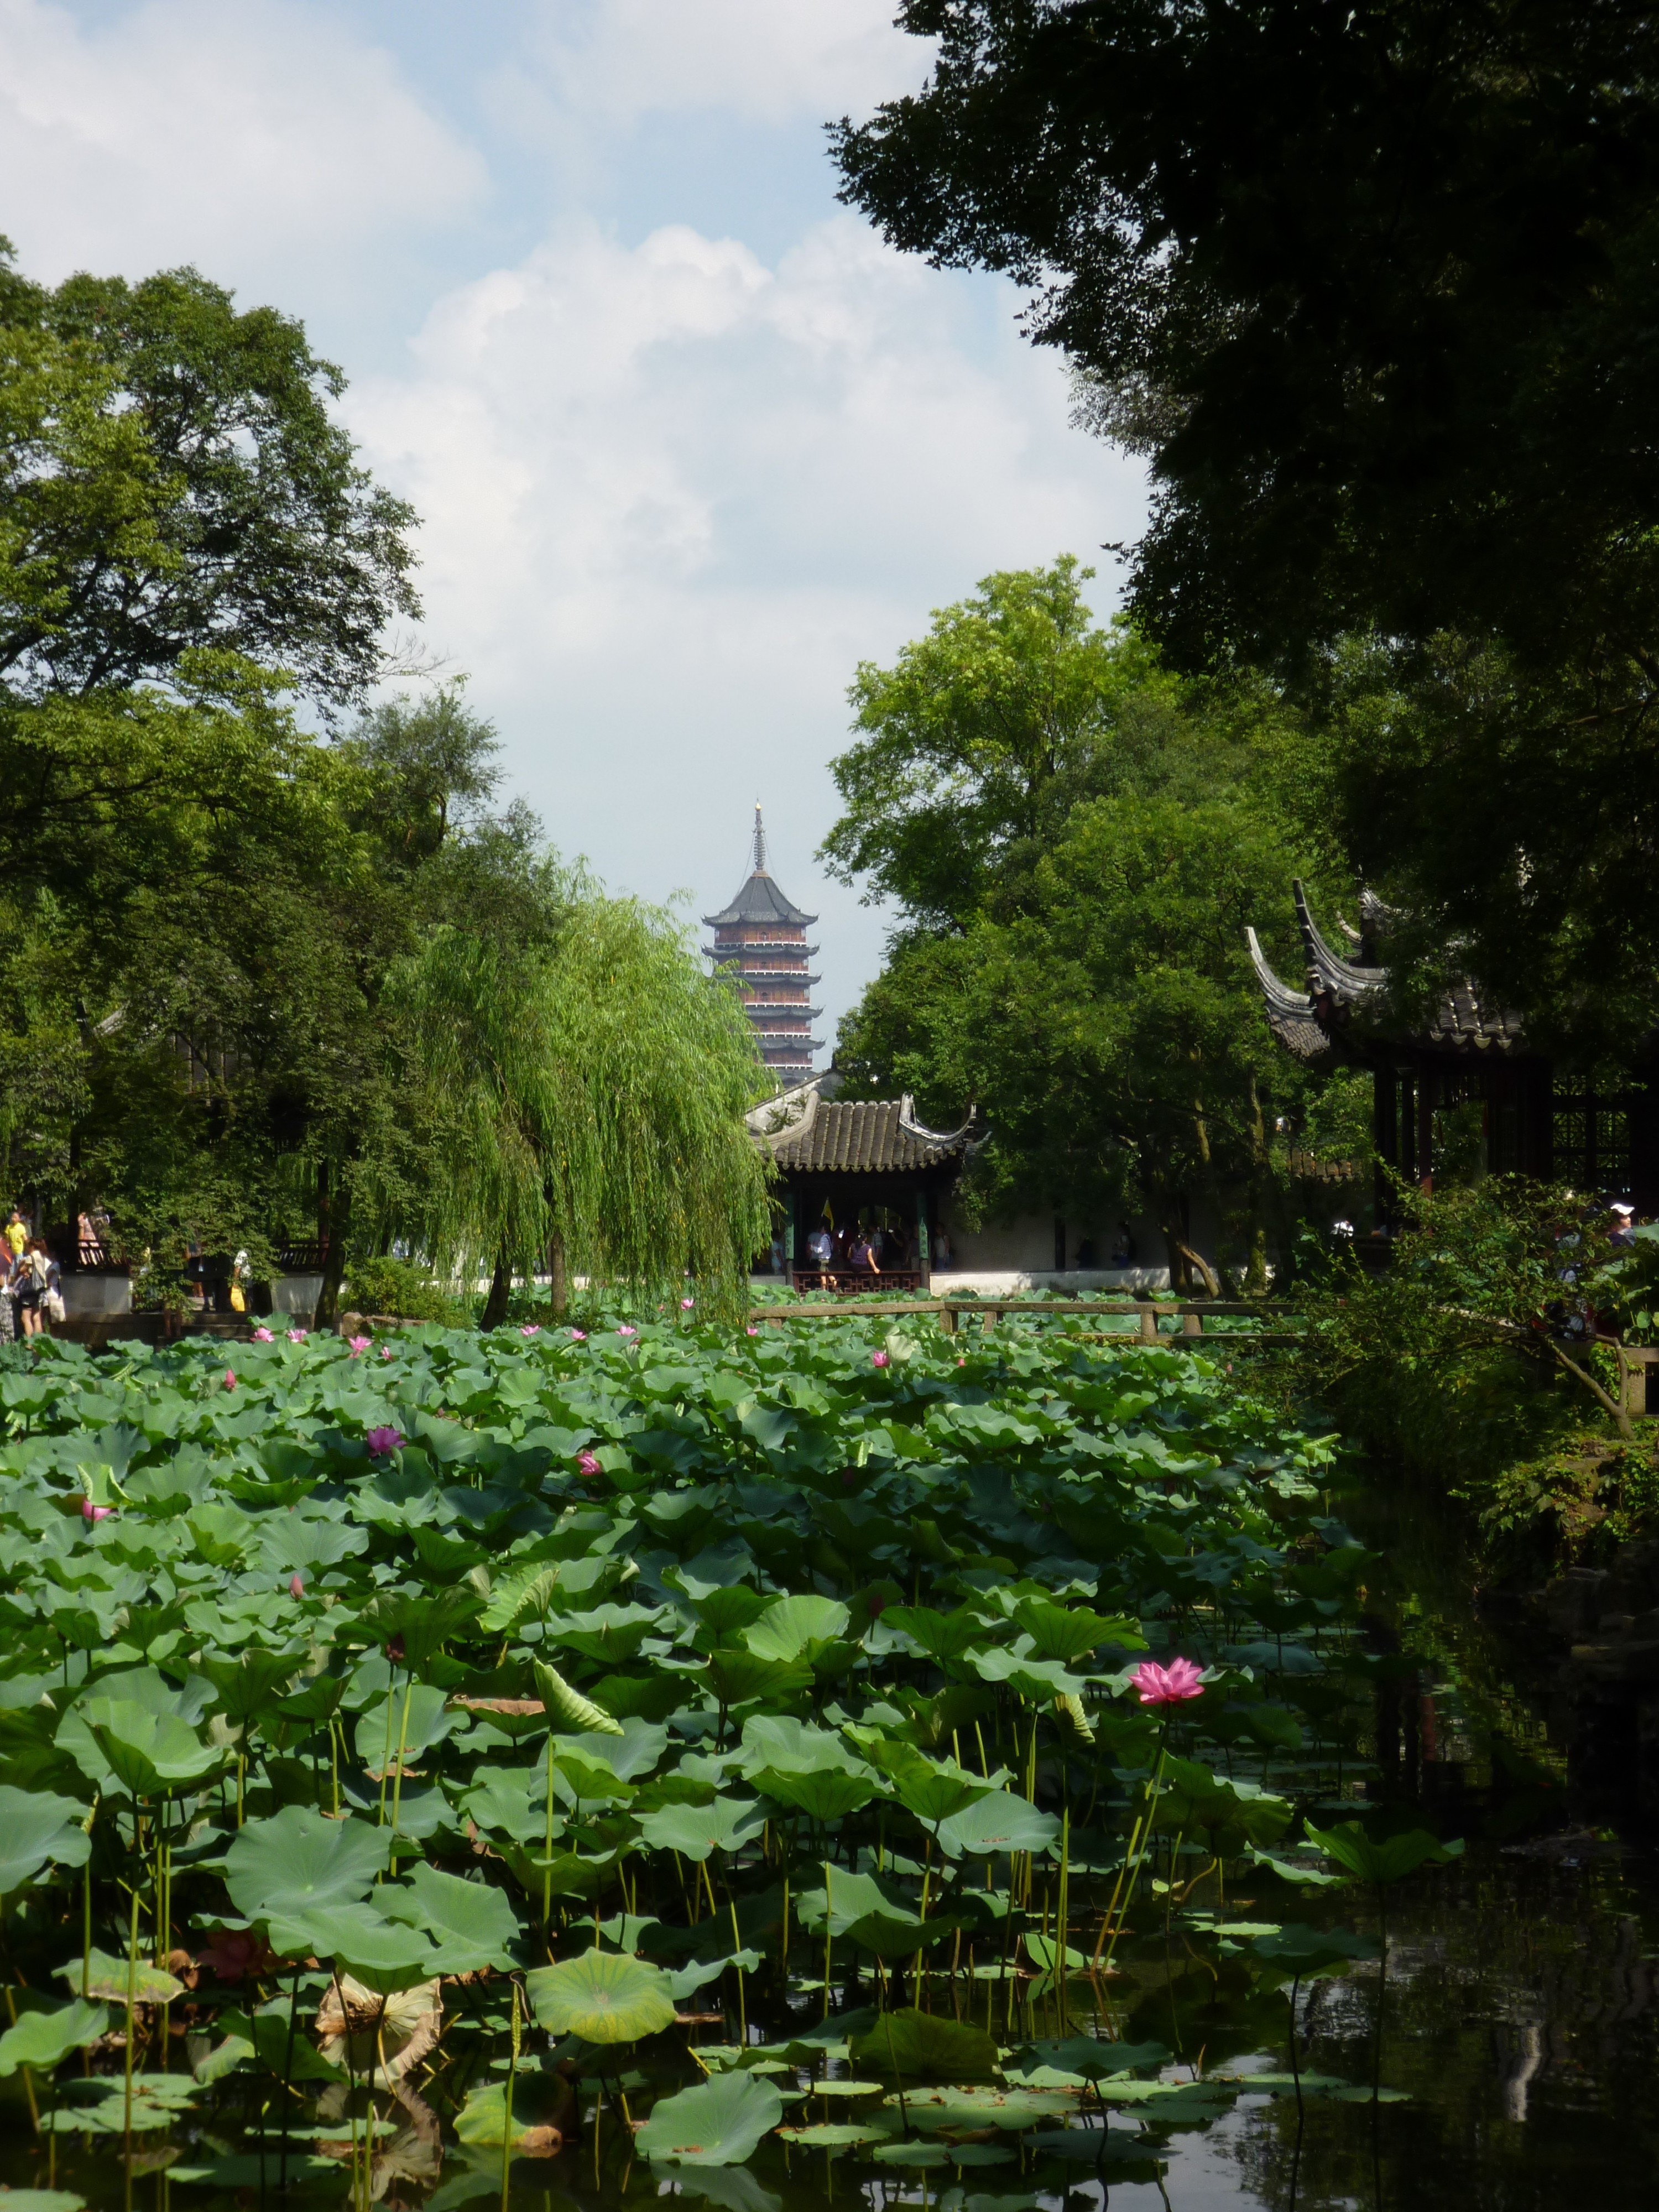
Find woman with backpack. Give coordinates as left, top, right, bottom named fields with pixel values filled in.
left=15, top=1239, right=51, bottom=1337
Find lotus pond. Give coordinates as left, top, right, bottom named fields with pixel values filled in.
left=0, top=1312, right=1647, bottom=2212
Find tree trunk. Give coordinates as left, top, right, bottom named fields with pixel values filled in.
left=547, top=1233, right=568, bottom=1318
left=481, top=1249, right=512, bottom=1332
left=312, top=1163, right=348, bottom=1331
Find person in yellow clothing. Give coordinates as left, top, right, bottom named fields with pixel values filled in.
left=4, top=1211, right=26, bottom=1261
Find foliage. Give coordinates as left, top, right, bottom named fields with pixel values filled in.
left=1289, top=1177, right=1659, bottom=1562
left=832, top=10, right=1659, bottom=1029
left=338, top=1256, right=468, bottom=1327
left=0, top=240, right=418, bottom=706
left=828, top=582, right=1348, bottom=1282
left=0, top=1307, right=1400, bottom=2193
left=377, top=893, right=771, bottom=1323
left=832, top=4, right=1659, bottom=679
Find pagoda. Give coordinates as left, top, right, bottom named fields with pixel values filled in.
left=703, top=807, right=823, bottom=1091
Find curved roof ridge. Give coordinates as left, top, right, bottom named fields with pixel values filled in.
left=1293, top=879, right=1385, bottom=1001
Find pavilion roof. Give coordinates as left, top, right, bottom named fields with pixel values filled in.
left=1247, top=879, right=1526, bottom=1061
left=755, top=1090, right=976, bottom=1174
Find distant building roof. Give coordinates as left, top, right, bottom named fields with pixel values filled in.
left=753, top=1088, right=977, bottom=1174
left=703, top=805, right=817, bottom=928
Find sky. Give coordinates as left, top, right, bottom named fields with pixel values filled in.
left=0, top=0, right=1147, bottom=1045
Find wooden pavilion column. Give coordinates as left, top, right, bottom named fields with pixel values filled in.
left=1417, top=1061, right=1437, bottom=1194
left=916, top=1182, right=931, bottom=1290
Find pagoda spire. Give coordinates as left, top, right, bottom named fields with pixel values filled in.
left=753, top=801, right=767, bottom=875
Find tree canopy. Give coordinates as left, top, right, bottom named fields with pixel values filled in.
left=832, top=4, right=1659, bottom=1033
left=826, top=562, right=1355, bottom=1285
left=0, top=242, right=418, bottom=706
left=0, top=240, right=770, bottom=1322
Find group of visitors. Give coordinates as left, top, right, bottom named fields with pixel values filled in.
left=799, top=1217, right=948, bottom=1277
left=0, top=1211, right=61, bottom=1340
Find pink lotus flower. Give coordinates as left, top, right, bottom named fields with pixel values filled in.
left=347, top=1335, right=371, bottom=1357
left=286, top=1328, right=307, bottom=1344
left=385, top=1633, right=405, bottom=1664
left=1131, top=1657, right=1206, bottom=1707
left=746, top=1326, right=759, bottom=1336
left=617, top=1326, right=637, bottom=1339
left=681, top=1297, right=695, bottom=1310
left=521, top=1323, right=541, bottom=1337
left=80, top=1499, right=112, bottom=1524
left=195, top=1927, right=274, bottom=1984
left=223, top=1369, right=237, bottom=1390
left=577, top=1451, right=603, bottom=1477
left=289, top=1573, right=305, bottom=1599
left=379, top=1345, right=394, bottom=1361
left=569, top=1328, right=587, bottom=1341
left=252, top=1326, right=274, bottom=1343
left=870, top=1350, right=890, bottom=1369
left=364, top=1426, right=404, bottom=1457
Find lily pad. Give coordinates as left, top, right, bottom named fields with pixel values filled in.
left=637, top=2071, right=784, bottom=2165
left=525, top=1950, right=677, bottom=2043
left=850, top=2008, right=1001, bottom=2084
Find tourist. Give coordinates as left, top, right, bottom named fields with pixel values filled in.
left=932, top=1224, right=953, bottom=1270
left=14, top=1239, right=49, bottom=1337
left=849, top=1228, right=875, bottom=1272
left=1110, top=1222, right=1138, bottom=1267
left=807, top=1222, right=833, bottom=1270
left=1610, top=1202, right=1637, bottom=1249
left=4, top=1209, right=25, bottom=1262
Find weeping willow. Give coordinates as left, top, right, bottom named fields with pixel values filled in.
left=378, top=893, right=773, bottom=1322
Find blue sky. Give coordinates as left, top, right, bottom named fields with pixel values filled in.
left=1, top=0, right=1147, bottom=1043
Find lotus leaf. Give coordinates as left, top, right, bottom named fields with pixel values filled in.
left=81, top=1700, right=223, bottom=1797
left=376, top=1863, right=522, bottom=1974
left=57, top=1950, right=184, bottom=2005
left=0, top=1788, right=91, bottom=1896
left=637, top=2070, right=784, bottom=2165
left=936, top=1791, right=1060, bottom=1859
left=745, top=1595, right=851, bottom=1662
left=1303, top=1820, right=1464, bottom=1885
left=638, top=1798, right=766, bottom=1861
left=525, top=1950, right=677, bottom=2042
left=533, top=1658, right=624, bottom=1736
left=754, top=1766, right=877, bottom=1822
left=850, top=2008, right=1001, bottom=2084
left=225, top=1805, right=387, bottom=1922
left=0, top=1999, right=108, bottom=2074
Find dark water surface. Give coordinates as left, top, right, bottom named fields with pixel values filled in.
left=6, top=1467, right=1657, bottom=2212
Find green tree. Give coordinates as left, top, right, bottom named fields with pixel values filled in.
left=821, top=558, right=1180, bottom=931
left=378, top=895, right=773, bottom=1324
left=840, top=792, right=1324, bottom=1288
left=832, top=4, right=1659, bottom=1026
left=0, top=242, right=418, bottom=705
left=827, top=566, right=1343, bottom=1284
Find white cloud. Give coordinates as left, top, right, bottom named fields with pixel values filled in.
left=0, top=0, right=485, bottom=291
left=525, top=0, right=922, bottom=127
left=348, top=215, right=1146, bottom=1033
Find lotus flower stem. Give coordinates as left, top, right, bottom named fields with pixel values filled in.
left=378, top=1675, right=398, bottom=1826
left=390, top=1672, right=415, bottom=1834
left=500, top=1978, right=520, bottom=2212
left=124, top=1872, right=138, bottom=2145
left=822, top=1864, right=833, bottom=2021
left=544, top=1734, right=556, bottom=1940
left=729, top=1898, right=747, bottom=2043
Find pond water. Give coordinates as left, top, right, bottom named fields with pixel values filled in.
left=8, top=1467, right=1655, bottom=2212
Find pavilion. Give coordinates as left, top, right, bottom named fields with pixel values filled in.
left=749, top=1083, right=978, bottom=1290
left=1248, top=880, right=1656, bottom=1209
